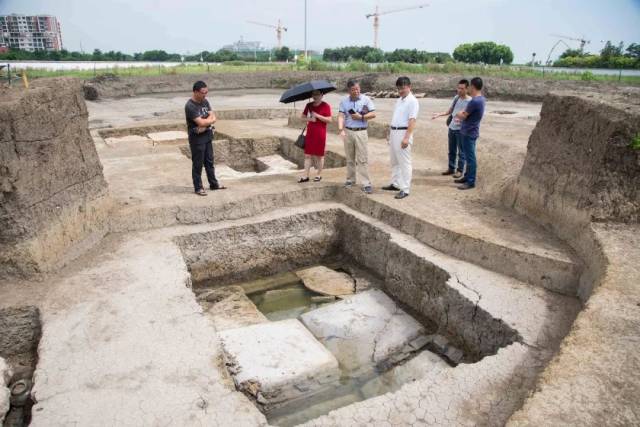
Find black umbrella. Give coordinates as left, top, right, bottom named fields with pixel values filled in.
left=279, top=80, right=336, bottom=104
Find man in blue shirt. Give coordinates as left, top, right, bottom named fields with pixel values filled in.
left=455, top=77, right=486, bottom=190
left=338, top=79, right=377, bottom=194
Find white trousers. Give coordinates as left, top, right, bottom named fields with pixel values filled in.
left=389, top=130, right=412, bottom=193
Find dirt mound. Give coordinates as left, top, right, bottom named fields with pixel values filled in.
left=507, top=91, right=640, bottom=229
left=0, top=78, right=111, bottom=277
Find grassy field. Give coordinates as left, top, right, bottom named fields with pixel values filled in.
left=5, top=61, right=640, bottom=85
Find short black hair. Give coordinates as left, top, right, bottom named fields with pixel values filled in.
left=347, top=79, right=359, bottom=88
left=470, top=77, right=483, bottom=91
left=395, top=76, right=411, bottom=87
left=193, top=80, right=207, bottom=92
left=458, top=79, right=469, bottom=87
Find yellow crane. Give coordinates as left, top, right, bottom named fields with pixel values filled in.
left=247, top=19, right=288, bottom=49
left=365, top=3, right=429, bottom=49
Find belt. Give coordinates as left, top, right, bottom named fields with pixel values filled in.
left=390, top=126, right=408, bottom=130
left=346, top=127, right=367, bottom=131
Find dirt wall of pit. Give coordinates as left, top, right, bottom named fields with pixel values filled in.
left=0, top=78, right=113, bottom=277
left=503, top=92, right=640, bottom=425
left=85, top=71, right=640, bottom=102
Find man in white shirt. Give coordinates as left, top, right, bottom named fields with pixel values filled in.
left=382, top=76, right=420, bottom=199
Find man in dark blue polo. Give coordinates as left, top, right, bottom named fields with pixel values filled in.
left=455, top=77, right=486, bottom=190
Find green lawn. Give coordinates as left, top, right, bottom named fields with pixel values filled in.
left=5, top=61, right=640, bottom=85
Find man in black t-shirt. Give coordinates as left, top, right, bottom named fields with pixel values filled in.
left=185, top=80, right=226, bottom=195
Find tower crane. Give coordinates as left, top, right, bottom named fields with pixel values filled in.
left=365, top=3, right=429, bottom=49
left=549, top=34, right=591, bottom=51
left=546, top=34, right=591, bottom=66
left=247, top=19, right=288, bottom=49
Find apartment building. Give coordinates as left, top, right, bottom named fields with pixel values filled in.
left=0, top=14, right=63, bottom=52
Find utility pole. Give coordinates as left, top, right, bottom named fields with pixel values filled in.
left=304, top=0, right=308, bottom=61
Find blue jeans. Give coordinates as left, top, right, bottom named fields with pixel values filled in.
left=461, top=134, right=477, bottom=186
left=447, top=129, right=465, bottom=172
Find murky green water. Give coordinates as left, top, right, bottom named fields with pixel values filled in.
left=248, top=282, right=332, bottom=322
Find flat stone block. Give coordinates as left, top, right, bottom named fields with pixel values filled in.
left=219, top=319, right=340, bottom=408
left=297, top=265, right=355, bottom=297
left=147, top=130, right=188, bottom=143
left=197, top=285, right=268, bottom=331
left=256, top=154, right=298, bottom=173
left=300, top=289, right=427, bottom=373
left=0, top=357, right=10, bottom=425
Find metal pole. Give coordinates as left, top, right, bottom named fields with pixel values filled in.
left=619, top=69, right=622, bottom=82
left=304, top=0, right=308, bottom=61
left=7, top=64, right=10, bottom=86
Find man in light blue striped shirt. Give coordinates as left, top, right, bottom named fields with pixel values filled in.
left=338, top=79, right=377, bottom=194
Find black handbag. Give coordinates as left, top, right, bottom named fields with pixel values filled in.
left=295, top=125, right=306, bottom=149
left=446, top=96, right=459, bottom=127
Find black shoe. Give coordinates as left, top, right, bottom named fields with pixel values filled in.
left=441, top=169, right=455, bottom=176
left=298, top=177, right=310, bottom=183
left=382, top=184, right=400, bottom=191
left=454, top=177, right=467, bottom=184
left=210, top=185, right=227, bottom=190
left=394, top=190, right=409, bottom=199
left=457, top=183, right=475, bottom=190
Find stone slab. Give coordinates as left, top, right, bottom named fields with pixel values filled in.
left=198, top=285, right=268, bottom=331
left=256, top=154, right=298, bottom=173
left=300, top=289, right=427, bottom=372
left=219, top=319, right=340, bottom=408
left=147, top=130, right=188, bottom=144
left=104, top=134, right=150, bottom=145
left=0, top=357, right=11, bottom=425
left=296, top=265, right=355, bottom=297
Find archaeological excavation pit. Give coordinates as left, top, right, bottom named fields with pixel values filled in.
left=97, top=123, right=346, bottom=181
left=175, top=206, right=533, bottom=426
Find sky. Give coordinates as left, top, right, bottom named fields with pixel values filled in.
left=1, top=0, right=639, bottom=63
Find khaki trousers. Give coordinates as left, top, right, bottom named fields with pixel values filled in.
left=343, top=129, right=371, bottom=186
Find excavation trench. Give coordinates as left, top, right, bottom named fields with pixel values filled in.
left=176, top=208, right=521, bottom=426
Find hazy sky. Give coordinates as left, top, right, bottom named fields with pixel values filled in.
left=2, top=0, right=639, bottom=63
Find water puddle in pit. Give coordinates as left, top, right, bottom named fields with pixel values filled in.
left=248, top=282, right=332, bottom=322
left=196, top=264, right=458, bottom=427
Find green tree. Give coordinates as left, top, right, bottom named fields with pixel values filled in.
left=600, top=41, right=624, bottom=60
left=625, top=43, right=640, bottom=59
left=274, top=46, right=292, bottom=61
left=92, top=48, right=103, bottom=60
left=560, top=48, right=585, bottom=59
left=453, top=41, right=513, bottom=65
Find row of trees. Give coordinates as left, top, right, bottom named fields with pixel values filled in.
left=452, top=42, right=514, bottom=65
left=322, top=46, right=452, bottom=63
left=0, top=47, right=295, bottom=62
left=554, top=41, right=640, bottom=69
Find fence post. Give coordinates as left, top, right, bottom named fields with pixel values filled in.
left=619, top=69, right=622, bottom=82
left=7, top=63, right=10, bottom=86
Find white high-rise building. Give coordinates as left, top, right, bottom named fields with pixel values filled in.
left=0, top=14, right=63, bottom=52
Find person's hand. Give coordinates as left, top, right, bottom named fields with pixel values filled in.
left=350, top=112, right=362, bottom=120
left=431, top=113, right=440, bottom=120
left=401, top=137, right=410, bottom=149
left=339, top=129, right=346, bottom=139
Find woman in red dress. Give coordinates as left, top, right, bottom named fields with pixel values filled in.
left=299, top=90, right=332, bottom=182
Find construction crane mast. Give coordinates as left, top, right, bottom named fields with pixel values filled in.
left=247, top=19, right=288, bottom=49
left=365, top=3, right=429, bottom=49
